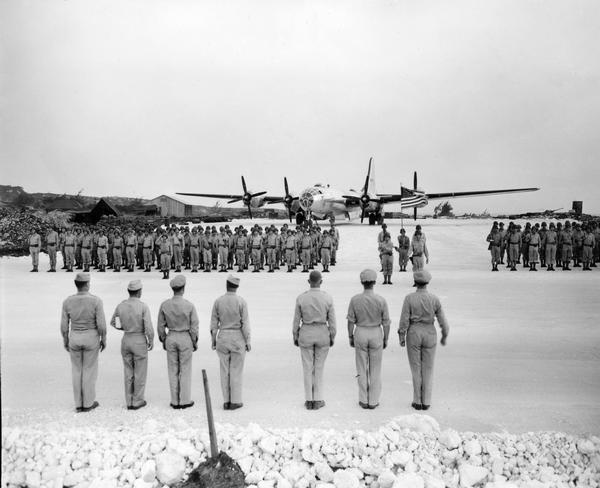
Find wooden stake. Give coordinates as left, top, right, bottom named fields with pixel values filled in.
left=202, top=369, right=218, bottom=458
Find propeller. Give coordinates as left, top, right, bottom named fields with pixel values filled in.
left=282, top=177, right=298, bottom=223
left=413, top=171, right=418, bottom=221
left=359, top=157, right=380, bottom=223
left=227, top=176, right=267, bottom=219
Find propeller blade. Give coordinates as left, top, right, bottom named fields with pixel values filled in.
left=414, top=207, right=417, bottom=221
left=247, top=204, right=253, bottom=219
left=413, top=171, right=417, bottom=191
left=361, top=207, right=366, bottom=223
left=249, top=191, right=267, bottom=198
left=227, top=198, right=242, bottom=204
left=288, top=207, right=293, bottom=223
left=284, top=177, right=289, bottom=196
left=241, top=176, right=248, bottom=194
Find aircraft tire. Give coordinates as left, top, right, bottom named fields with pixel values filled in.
left=368, top=213, right=376, bottom=226
left=296, top=213, right=305, bottom=225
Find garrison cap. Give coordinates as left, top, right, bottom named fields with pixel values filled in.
left=360, top=269, right=377, bottom=283
left=226, top=275, right=240, bottom=287
left=170, top=275, right=186, bottom=288
left=413, top=270, right=432, bottom=286
left=127, top=279, right=142, bottom=291
left=75, top=272, right=90, bottom=282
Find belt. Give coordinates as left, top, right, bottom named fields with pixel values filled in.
left=584, top=244, right=593, bottom=247
left=302, top=322, right=327, bottom=326
left=127, top=245, right=135, bottom=247
left=114, top=246, right=121, bottom=249
left=219, top=245, right=227, bottom=248
left=236, top=247, right=245, bottom=250
left=191, top=245, right=199, bottom=248
left=529, top=244, right=538, bottom=247
left=252, top=246, right=261, bottom=249
left=321, top=247, right=330, bottom=249
left=98, top=246, right=106, bottom=249
left=161, top=252, right=170, bottom=255
left=47, top=243, right=56, bottom=246
left=302, top=247, right=310, bottom=249
left=65, top=245, right=74, bottom=247
left=30, top=244, right=39, bottom=247
left=143, top=246, right=152, bottom=249
left=173, top=244, right=180, bottom=247
left=82, top=246, right=91, bottom=249
left=268, top=246, right=276, bottom=249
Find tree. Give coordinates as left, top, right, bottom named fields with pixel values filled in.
left=434, top=201, right=454, bottom=218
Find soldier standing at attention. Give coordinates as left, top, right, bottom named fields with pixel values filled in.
left=75, top=227, right=83, bottom=270
left=46, top=227, right=59, bottom=272
left=377, top=224, right=387, bottom=271
left=543, top=223, right=558, bottom=271
left=498, top=222, right=507, bottom=265
left=97, top=228, right=108, bottom=272
left=170, top=229, right=183, bottom=273
left=110, top=280, right=154, bottom=410
left=398, top=270, right=448, bottom=411
left=183, top=228, right=191, bottom=270
left=64, top=228, right=76, bottom=272
left=285, top=230, right=296, bottom=273
left=234, top=228, right=247, bottom=273
left=29, top=228, right=41, bottom=272
left=320, top=230, right=332, bottom=273
left=582, top=225, right=596, bottom=271
left=61, top=272, right=106, bottom=412
left=508, top=225, right=521, bottom=271
left=409, top=229, right=428, bottom=271
left=395, top=228, right=410, bottom=272
left=539, top=222, right=548, bottom=267
left=189, top=227, right=201, bottom=273
left=159, top=234, right=172, bottom=280
left=572, top=223, right=584, bottom=268
left=210, top=275, right=251, bottom=410
left=329, top=223, right=339, bottom=266
left=379, top=233, right=395, bottom=284
left=250, top=229, right=262, bottom=273
left=217, top=228, right=229, bottom=273
left=293, top=270, right=336, bottom=410
left=560, top=221, right=573, bottom=270
left=142, top=230, right=154, bottom=272
left=486, top=222, right=502, bottom=271
left=266, top=227, right=278, bottom=273
left=347, top=269, right=390, bottom=409
left=157, top=275, right=199, bottom=409
left=521, top=224, right=531, bottom=268
left=113, top=230, right=124, bottom=272
left=528, top=226, right=541, bottom=271
left=81, top=228, right=93, bottom=272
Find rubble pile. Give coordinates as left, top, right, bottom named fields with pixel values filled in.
left=2, top=414, right=598, bottom=488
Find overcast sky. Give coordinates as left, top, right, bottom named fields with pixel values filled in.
left=2, top=0, right=599, bottom=214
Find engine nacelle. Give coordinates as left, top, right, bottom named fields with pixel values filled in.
left=250, top=195, right=266, bottom=208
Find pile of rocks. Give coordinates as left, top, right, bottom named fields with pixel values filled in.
left=2, top=414, right=598, bottom=488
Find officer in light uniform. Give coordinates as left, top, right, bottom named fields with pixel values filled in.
left=320, top=230, right=332, bottom=272
left=157, top=275, right=199, bottom=409
left=124, top=230, right=137, bottom=272
left=142, top=230, right=154, bottom=272
left=46, top=227, right=59, bottom=272
left=300, top=230, right=313, bottom=273
left=113, top=231, right=124, bottom=272
left=379, top=233, right=395, bottom=284
left=81, top=228, right=93, bottom=272
left=347, top=269, right=390, bottom=409
left=543, top=222, right=558, bottom=271
left=486, top=223, right=502, bottom=272
left=528, top=226, right=541, bottom=271
left=64, top=228, right=76, bottom=272
left=61, top=272, right=106, bottom=412
left=250, top=229, right=263, bottom=272
left=395, top=228, right=410, bottom=272
left=96, top=229, right=108, bottom=272
left=409, top=229, right=428, bottom=271
left=582, top=226, right=596, bottom=271
left=159, top=234, right=172, bottom=279
left=293, top=270, right=336, bottom=410
left=398, top=270, right=449, bottom=410
left=110, top=280, right=154, bottom=409
left=285, top=230, right=296, bottom=272
left=189, top=227, right=201, bottom=272
left=29, top=228, right=41, bottom=272
left=266, top=228, right=278, bottom=272
left=210, top=275, right=251, bottom=410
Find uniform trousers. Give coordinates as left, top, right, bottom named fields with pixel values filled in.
left=562, top=244, right=572, bottom=263
left=113, top=249, right=123, bottom=268
left=190, top=247, right=200, bottom=267
left=528, top=245, right=539, bottom=264
left=65, top=246, right=75, bottom=268
left=69, top=329, right=100, bottom=409
left=354, top=326, right=383, bottom=406
left=301, top=249, right=311, bottom=266
left=143, top=249, right=153, bottom=267
left=406, top=325, right=437, bottom=405
left=219, top=247, right=228, bottom=265
left=203, top=248, right=212, bottom=267
left=285, top=249, right=294, bottom=265
left=173, top=247, right=183, bottom=267
left=82, top=249, right=91, bottom=268
left=398, top=249, right=409, bottom=267
left=545, top=244, right=557, bottom=266
left=97, top=248, right=107, bottom=267
left=216, top=329, right=246, bottom=404
left=47, top=245, right=57, bottom=269
left=490, top=245, right=501, bottom=263
left=251, top=248, right=261, bottom=266
left=381, top=253, right=393, bottom=274
left=165, top=331, right=194, bottom=406
left=30, top=247, right=39, bottom=267
left=509, top=243, right=520, bottom=263
left=267, top=248, right=277, bottom=266
left=235, top=249, right=246, bottom=267
left=412, top=255, right=425, bottom=271
left=583, top=245, right=593, bottom=262
left=121, top=333, right=148, bottom=407
left=160, top=253, right=171, bottom=271
left=298, top=325, right=330, bottom=401
left=125, top=247, right=135, bottom=267
left=320, top=248, right=331, bottom=266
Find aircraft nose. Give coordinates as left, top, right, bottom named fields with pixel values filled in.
left=299, top=190, right=314, bottom=211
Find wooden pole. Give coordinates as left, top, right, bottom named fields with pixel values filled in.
left=202, top=369, right=218, bottom=458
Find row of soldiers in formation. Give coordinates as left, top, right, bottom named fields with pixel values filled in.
left=61, top=269, right=448, bottom=413
left=486, top=220, right=599, bottom=271
left=28, top=222, right=341, bottom=276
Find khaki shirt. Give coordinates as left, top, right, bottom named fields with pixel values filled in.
left=210, top=292, right=250, bottom=343
left=293, top=288, right=336, bottom=339
left=46, top=230, right=58, bottom=246
left=399, top=288, right=448, bottom=337
left=347, top=290, right=390, bottom=328
left=61, top=291, right=107, bottom=343
left=110, top=297, right=154, bottom=345
left=157, top=296, right=199, bottom=343
left=29, top=233, right=41, bottom=247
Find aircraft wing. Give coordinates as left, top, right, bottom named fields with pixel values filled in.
left=376, top=187, right=539, bottom=203
left=176, top=192, right=283, bottom=202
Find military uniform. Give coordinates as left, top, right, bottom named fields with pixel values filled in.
left=61, top=273, right=106, bottom=411
left=347, top=269, right=390, bottom=408
left=486, top=225, right=502, bottom=271
left=293, top=275, right=336, bottom=409
left=159, top=235, right=172, bottom=279
left=320, top=231, right=332, bottom=272
left=142, top=233, right=154, bottom=272
left=210, top=277, right=250, bottom=408
left=29, top=231, right=41, bottom=272
left=300, top=233, right=312, bottom=272
left=64, top=231, right=76, bottom=272
left=528, top=228, right=541, bottom=271
left=250, top=232, right=262, bottom=272
left=559, top=225, right=573, bottom=270
left=379, top=236, right=394, bottom=284
left=189, top=229, right=201, bottom=272
left=508, top=227, right=521, bottom=271
left=110, top=280, right=154, bottom=409
left=409, top=234, right=428, bottom=271
left=157, top=276, right=199, bottom=408
left=46, top=229, right=59, bottom=272
left=543, top=225, right=558, bottom=271
left=81, top=231, right=93, bottom=272
left=113, top=234, right=124, bottom=271
left=582, top=228, right=596, bottom=270
left=217, top=231, right=229, bottom=272
left=399, top=270, right=448, bottom=409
